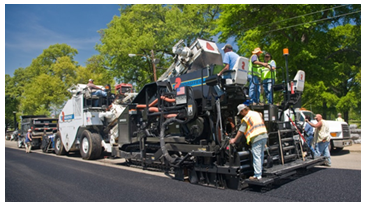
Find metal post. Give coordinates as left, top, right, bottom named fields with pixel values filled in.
left=283, top=49, right=290, bottom=102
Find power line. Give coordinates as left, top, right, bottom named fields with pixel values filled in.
left=243, top=4, right=351, bottom=32
left=266, top=10, right=360, bottom=33
left=260, top=4, right=349, bottom=29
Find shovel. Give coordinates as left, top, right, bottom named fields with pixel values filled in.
left=265, top=145, right=273, bottom=168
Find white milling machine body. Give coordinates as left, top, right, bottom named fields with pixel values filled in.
left=56, top=83, right=136, bottom=159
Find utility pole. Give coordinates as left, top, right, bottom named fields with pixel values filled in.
left=151, top=50, right=157, bottom=82
left=129, top=50, right=157, bottom=82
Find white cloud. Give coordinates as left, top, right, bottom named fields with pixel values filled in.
left=6, top=13, right=100, bottom=53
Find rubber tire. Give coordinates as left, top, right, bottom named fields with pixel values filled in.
left=54, top=132, right=67, bottom=155
left=80, top=130, right=102, bottom=160
left=42, top=138, right=49, bottom=153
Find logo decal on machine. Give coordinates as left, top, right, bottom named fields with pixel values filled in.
left=174, top=77, right=182, bottom=89
left=60, top=111, right=74, bottom=122
left=206, top=42, right=215, bottom=51
left=172, top=76, right=208, bottom=89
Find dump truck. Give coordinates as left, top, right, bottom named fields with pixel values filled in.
left=18, top=115, right=58, bottom=149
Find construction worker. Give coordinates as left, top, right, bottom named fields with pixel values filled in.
left=218, top=44, right=239, bottom=76
left=335, top=113, right=345, bottom=122
left=230, top=104, right=268, bottom=180
left=248, top=47, right=268, bottom=105
left=87, top=79, right=107, bottom=106
left=261, top=52, right=276, bottom=104
left=25, top=129, right=33, bottom=153
left=305, top=114, right=331, bottom=167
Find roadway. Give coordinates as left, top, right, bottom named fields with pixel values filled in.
left=5, top=140, right=362, bottom=202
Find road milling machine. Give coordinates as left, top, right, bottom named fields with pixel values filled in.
left=57, top=38, right=324, bottom=189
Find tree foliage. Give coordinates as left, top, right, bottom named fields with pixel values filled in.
left=5, top=4, right=361, bottom=129
left=96, top=4, right=220, bottom=89
left=215, top=4, right=361, bottom=121
left=5, top=44, right=113, bottom=126
left=75, top=55, right=115, bottom=88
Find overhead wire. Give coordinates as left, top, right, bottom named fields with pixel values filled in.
left=266, top=10, right=361, bottom=33
left=254, top=4, right=350, bottom=30
left=241, top=4, right=357, bottom=33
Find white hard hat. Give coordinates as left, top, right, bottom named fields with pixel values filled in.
left=237, top=104, right=247, bottom=115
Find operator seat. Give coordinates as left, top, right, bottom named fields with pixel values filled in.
left=222, top=56, right=249, bottom=85
left=84, top=87, right=101, bottom=108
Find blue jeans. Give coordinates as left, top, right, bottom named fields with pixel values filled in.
left=306, top=136, right=319, bottom=156
left=318, top=141, right=331, bottom=165
left=91, top=90, right=107, bottom=107
left=248, top=75, right=261, bottom=104
left=251, top=138, right=267, bottom=178
left=263, top=79, right=275, bottom=104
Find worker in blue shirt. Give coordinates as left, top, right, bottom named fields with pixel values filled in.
left=218, top=44, right=239, bottom=76
left=304, top=115, right=319, bottom=158
left=25, top=129, right=33, bottom=153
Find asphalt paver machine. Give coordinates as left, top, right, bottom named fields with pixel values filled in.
left=111, top=38, right=324, bottom=189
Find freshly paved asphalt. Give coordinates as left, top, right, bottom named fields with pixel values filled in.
left=5, top=147, right=361, bottom=202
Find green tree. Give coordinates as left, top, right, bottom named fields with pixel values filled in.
left=75, top=55, right=115, bottom=88
left=96, top=4, right=220, bottom=89
left=5, top=74, right=20, bottom=130
left=20, top=74, right=69, bottom=115
left=216, top=4, right=360, bottom=121
left=9, top=44, right=80, bottom=116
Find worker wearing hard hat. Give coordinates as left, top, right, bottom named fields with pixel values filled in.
left=249, top=47, right=268, bottom=105
left=335, top=113, right=345, bottom=122
left=230, top=104, right=268, bottom=180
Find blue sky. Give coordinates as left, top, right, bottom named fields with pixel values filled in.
left=4, top=4, right=239, bottom=77
left=5, top=4, right=122, bottom=76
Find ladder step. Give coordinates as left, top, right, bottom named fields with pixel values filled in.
left=282, top=146, right=295, bottom=151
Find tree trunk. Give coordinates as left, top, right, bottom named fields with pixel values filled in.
left=322, top=101, right=327, bottom=119
left=344, top=111, right=349, bottom=123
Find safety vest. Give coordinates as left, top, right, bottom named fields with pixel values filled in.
left=260, top=60, right=276, bottom=80
left=241, top=110, right=268, bottom=144
left=248, top=55, right=261, bottom=77
left=335, top=117, right=345, bottom=122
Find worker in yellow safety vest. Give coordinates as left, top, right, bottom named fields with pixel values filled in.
left=248, top=47, right=268, bottom=105
left=335, top=113, right=345, bottom=122
left=260, top=52, right=276, bottom=104
left=230, top=104, right=268, bottom=180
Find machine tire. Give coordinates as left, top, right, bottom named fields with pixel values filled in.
left=54, top=132, right=67, bottom=155
left=80, top=130, right=102, bottom=160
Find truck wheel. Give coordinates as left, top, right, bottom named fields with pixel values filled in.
left=54, top=132, right=67, bottom=155
left=80, top=130, right=102, bottom=160
left=42, top=138, right=50, bottom=153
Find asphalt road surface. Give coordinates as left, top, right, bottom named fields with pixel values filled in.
left=5, top=146, right=361, bottom=202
